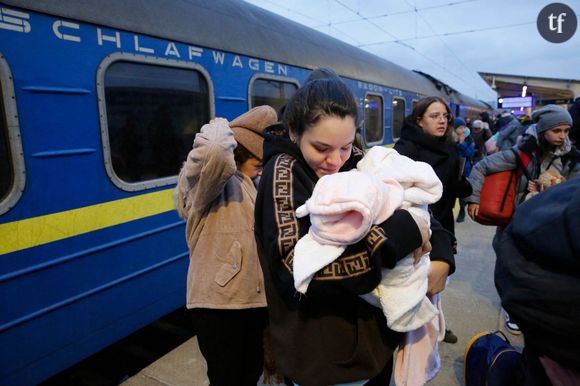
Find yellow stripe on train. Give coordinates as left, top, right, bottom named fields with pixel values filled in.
left=0, top=189, right=176, bottom=255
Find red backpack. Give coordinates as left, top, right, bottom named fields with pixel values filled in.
left=474, top=149, right=530, bottom=226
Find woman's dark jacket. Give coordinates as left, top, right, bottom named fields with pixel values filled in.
left=254, top=124, right=453, bottom=385
left=394, top=117, right=472, bottom=237
left=494, top=177, right=580, bottom=370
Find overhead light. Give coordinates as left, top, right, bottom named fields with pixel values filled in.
left=521, top=84, right=528, bottom=98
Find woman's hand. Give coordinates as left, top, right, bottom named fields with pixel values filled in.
left=427, top=260, right=450, bottom=296
left=408, top=211, right=431, bottom=264
left=467, top=203, right=479, bottom=220
left=413, top=241, right=432, bottom=265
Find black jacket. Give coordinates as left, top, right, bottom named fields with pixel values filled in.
left=255, top=124, right=429, bottom=385
left=569, top=97, right=580, bottom=144
left=394, top=117, right=472, bottom=237
left=494, top=178, right=580, bottom=370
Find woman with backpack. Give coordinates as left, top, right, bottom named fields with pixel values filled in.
left=466, top=104, right=580, bottom=334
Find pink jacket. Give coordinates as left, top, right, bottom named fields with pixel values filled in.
left=175, top=121, right=266, bottom=309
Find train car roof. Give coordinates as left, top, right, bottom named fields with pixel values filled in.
left=414, top=71, right=491, bottom=109
left=457, top=93, right=491, bottom=110
left=4, top=0, right=445, bottom=97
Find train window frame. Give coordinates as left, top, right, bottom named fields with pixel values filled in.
left=0, top=53, right=25, bottom=215
left=391, top=97, right=406, bottom=141
left=248, top=73, right=299, bottom=112
left=96, top=53, right=214, bottom=192
left=363, top=92, right=384, bottom=145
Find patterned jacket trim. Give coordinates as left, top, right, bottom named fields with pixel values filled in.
left=272, top=153, right=387, bottom=281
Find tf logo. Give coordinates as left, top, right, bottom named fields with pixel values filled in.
left=537, top=3, right=577, bottom=43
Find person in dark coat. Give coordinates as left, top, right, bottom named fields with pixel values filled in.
left=569, top=96, right=580, bottom=145
left=394, top=96, right=472, bottom=344
left=394, top=96, right=472, bottom=241
left=470, top=119, right=492, bottom=163
left=480, top=111, right=495, bottom=133
left=496, top=113, right=524, bottom=151
left=454, top=118, right=475, bottom=222
left=493, top=177, right=580, bottom=385
left=254, top=79, right=453, bottom=385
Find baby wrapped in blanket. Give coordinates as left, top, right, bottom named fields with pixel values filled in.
left=293, top=146, right=443, bottom=332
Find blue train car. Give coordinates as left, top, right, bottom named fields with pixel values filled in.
left=0, top=1, right=489, bottom=384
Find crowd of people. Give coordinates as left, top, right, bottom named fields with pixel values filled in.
left=174, top=67, right=579, bottom=386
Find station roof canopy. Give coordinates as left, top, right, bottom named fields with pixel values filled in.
left=479, top=72, right=580, bottom=105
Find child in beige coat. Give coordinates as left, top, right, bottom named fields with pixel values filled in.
left=175, top=106, right=277, bottom=386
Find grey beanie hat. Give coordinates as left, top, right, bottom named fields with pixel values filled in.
left=532, top=104, right=573, bottom=134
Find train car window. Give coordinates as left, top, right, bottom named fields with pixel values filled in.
left=392, top=98, right=406, bottom=140
left=412, top=100, right=418, bottom=110
left=250, top=78, right=298, bottom=113
left=0, top=87, right=11, bottom=202
left=364, top=94, right=384, bottom=143
left=0, top=54, right=24, bottom=215
left=103, top=61, right=210, bottom=186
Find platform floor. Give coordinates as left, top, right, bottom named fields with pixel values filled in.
left=122, top=215, right=524, bottom=386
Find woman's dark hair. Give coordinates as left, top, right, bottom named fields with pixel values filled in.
left=305, top=67, right=340, bottom=84
left=537, top=131, right=553, bottom=159
left=411, top=96, right=454, bottom=140
left=234, top=143, right=255, bottom=167
left=282, top=78, right=358, bottom=137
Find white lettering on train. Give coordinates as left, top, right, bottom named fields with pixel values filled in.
left=232, top=55, right=243, bottom=68
left=0, top=8, right=289, bottom=76
left=164, top=42, right=180, bottom=58
left=189, top=46, right=203, bottom=59
left=0, top=8, right=30, bottom=33
left=134, top=35, right=154, bottom=54
left=249, top=59, right=260, bottom=71
left=53, top=20, right=81, bottom=42
left=97, top=28, right=121, bottom=48
left=357, top=81, right=385, bottom=93
left=265, top=61, right=274, bottom=73
left=212, top=51, right=225, bottom=64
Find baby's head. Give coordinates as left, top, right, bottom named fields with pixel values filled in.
left=537, top=170, right=566, bottom=190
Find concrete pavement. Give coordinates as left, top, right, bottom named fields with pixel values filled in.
left=123, top=215, right=524, bottom=386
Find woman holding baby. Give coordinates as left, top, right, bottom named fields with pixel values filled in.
left=254, top=76, right=453, bottom=386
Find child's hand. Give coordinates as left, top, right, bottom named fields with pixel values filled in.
left=528, top=180, right=540, bottom=193
left=210, top=117, right=228, bottom=124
